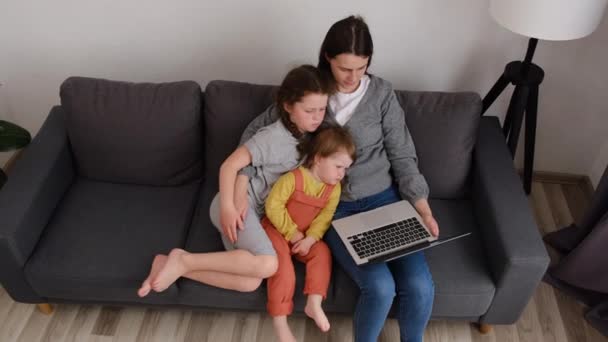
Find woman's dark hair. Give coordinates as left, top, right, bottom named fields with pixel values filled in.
left=275, top=64, right=333, bottom=159
left=317, top=15, right=374, bottom=74
left=303, top=126, right=356, bottom=169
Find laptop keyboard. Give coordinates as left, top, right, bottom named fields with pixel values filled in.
left=347, top=217, right=430, bottom=259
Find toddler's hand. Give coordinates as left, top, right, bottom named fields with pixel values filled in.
left=289, top=231, right=305, bottom=244
left=292, top=236, right=316, bottom=256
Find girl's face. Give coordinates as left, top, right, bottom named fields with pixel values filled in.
left=312, top=150, right=354, bottom=185
left=284, top=93, right=328, bottom=133
left=327, top=53, right=370, bottom=93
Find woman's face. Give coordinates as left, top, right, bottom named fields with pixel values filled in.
left=284, top=93, right=328, bottom=133
left=328, top=53, right=370, bottom=93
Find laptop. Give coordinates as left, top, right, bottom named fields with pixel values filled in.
left=332, top=200, right=471, bottom=265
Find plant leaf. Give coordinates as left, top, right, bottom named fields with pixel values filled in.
left=0, top=120, right=31, bottom=152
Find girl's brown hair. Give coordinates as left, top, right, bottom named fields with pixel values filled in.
left=275, top=64, right=334, bottom=158
left=303, top=126, right=356, bottom=168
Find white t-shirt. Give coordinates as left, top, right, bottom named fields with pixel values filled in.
left=329, top=75, right=371, bottom=126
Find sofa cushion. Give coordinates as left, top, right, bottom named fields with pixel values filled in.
left=60, top=76, right=203, bottom=186
left=395, top=91, right=481, bottom=199
left=331, top=199, right=495, bottom=317
left=24, top=178, right=201, bottom=304
left=202, top=80, right=275, bottom=188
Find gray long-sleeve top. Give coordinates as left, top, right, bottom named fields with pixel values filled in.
left=239, top=74, right=429, bottom=204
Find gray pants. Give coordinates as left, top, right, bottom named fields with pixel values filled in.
left=209, top=193, right=276, bottom=256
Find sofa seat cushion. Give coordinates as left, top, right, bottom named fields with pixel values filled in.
left=24, top=178, right=201, bottom=304
left=395, top=91, right=481, bottom=199
left=60, top=77, right=203, bottom=186
left=331, top=199, right=495, bottom=318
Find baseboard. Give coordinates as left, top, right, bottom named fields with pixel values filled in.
left=518, top=169, right=595, bottom=198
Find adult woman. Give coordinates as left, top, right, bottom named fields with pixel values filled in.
left=239, top=15, right=439, bottom=342
left=319, top=16, right=439, bottom=342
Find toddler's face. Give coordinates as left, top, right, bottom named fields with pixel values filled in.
left=315, top=150, right=353, bottom=185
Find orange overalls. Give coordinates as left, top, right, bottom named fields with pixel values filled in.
left=262, top=168, right=334, bottom=316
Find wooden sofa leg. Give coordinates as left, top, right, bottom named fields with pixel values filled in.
left=476, top=323, right=493, bottom=334
left=37, top=303, right=54, bottom=315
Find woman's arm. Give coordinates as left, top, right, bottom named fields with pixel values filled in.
left=239, top=105, right=280, bottom=145
left=380, top=89, right=430, bottom=204
left=379, top=87, right=439, bottom=236
left=238, top=105, right=280, bottom=178
left=233, top=174, right=250, bottom=220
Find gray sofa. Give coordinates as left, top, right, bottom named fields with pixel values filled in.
left=0, top=76, right=549, bottom=327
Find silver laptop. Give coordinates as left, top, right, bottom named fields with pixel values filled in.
left=332, top=200, right=470, bottom=265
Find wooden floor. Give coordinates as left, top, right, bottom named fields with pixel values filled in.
left=1, top=180, right=607, bottom=342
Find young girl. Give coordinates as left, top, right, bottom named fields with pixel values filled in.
left=137, top=65, right=333, bottom=297
left=263, top=126, right=355, bottom=342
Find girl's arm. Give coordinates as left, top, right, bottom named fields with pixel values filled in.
left=219, top=146, right=252, bottom=243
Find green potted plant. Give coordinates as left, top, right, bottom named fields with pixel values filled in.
left=0, top=120, right=31, bottom=188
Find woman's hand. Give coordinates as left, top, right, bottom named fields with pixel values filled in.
left=291, top=236, right=316, bottom=256
left=220, top=204, right=243, bottom=244
left=421, top=214, right=439, bottom=237
left=414, top=198, right=439, bottom=237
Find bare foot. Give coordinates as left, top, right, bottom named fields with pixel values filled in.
left=305, top=294, right=330, bottom=332
left=151, top=248, right=188, bottom=292
left=137, top=255, right=168, bottom=297
left=272, top=316, right=297, bottom=342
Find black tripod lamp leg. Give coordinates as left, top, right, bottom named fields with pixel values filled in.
left=482, top=75, right=510, bottom=115
left=504, top=85, right=530, bottom=157
left=523, top=85, right=539, bottom=195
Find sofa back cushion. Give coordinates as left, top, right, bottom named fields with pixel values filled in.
left=202, top=80, right=480, bottom=199
left=395, top=91, right=481, bottom=199
left=203, top=80, right=276, bottom=188
left=60, top=77, right=203, bottom=186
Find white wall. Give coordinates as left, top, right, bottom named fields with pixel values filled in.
left=1, top=0, right=607, bottom=181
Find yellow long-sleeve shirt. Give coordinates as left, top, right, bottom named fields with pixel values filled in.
left=265, top=166, right=341, bottom=241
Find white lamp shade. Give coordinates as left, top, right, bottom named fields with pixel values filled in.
left=490, top=0, right=608, bottom=40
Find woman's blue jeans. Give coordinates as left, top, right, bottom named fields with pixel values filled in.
left=325, top=186, right=434, bottom=342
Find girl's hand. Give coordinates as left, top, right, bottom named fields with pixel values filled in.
left=220, top=204, right=243, bottom=243
left=421, top=214, right=439, bottom=237
left=291, top=236, right=316, bottom=256
left=289, top=231, right=305, bottom=244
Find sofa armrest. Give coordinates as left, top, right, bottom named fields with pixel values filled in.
left=472, top=116, right=550, bottom=324
left=0, top=106, right=75, bottom=302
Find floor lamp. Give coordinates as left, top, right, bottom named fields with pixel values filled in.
left=484, top=0, right=608, bottom=194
